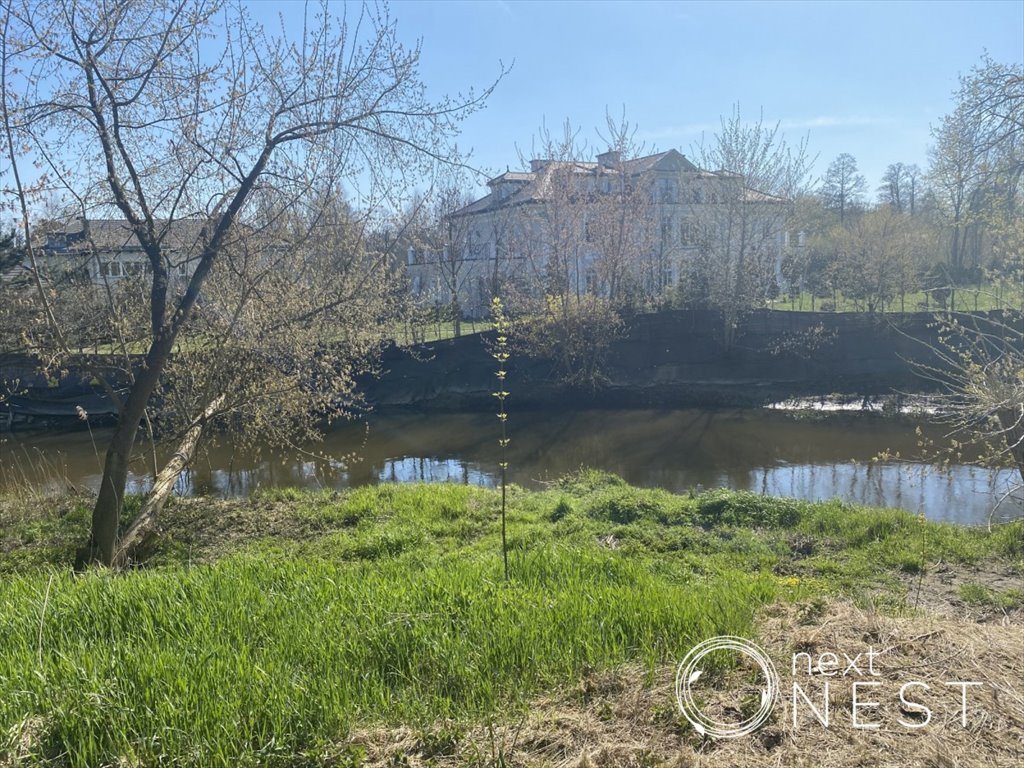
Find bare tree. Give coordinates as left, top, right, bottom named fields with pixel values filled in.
left=411, top=170, right=477, bottom=336
left=504, top=115, right=654, bottom=389
left=588, top=110, right=660, bottom=305
left=956, top=54, right=1024, bottom=159
left=512, top=119, right=591, bottom=301
left=2, top=0, right=500, bottom=566
left=821, top=153, right=867, bottom=224
left=688, top=105, right=814, bottom=345
left=929, top=57, right=1022, bottom=279
left=877, top=162, right=922, bottom=214
left=928, top=104, right=991, bottom=275
left=912, top=56, right=1024, bottom=504
left=115, top=191, right=407, bottom=561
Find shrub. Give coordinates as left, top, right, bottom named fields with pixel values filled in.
left=694, top=490, right=804, bottom=529
left=585, top=487, right=665, bottom=524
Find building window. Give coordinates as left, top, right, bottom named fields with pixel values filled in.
left=662, top=265, right=675, bottom=288
left=656, top=177, right=678, bottom=204
left=680, top=221, right=697, bottom=246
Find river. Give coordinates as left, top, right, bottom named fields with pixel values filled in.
left=2, top=408, right=1021, bottom=526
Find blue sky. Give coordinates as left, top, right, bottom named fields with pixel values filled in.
left=322, top=0, right=1023, bottom=196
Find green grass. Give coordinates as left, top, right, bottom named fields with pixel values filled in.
left=392, top=319, right=485, bottom=345
left=958, top=582, right=1024, bottom=610
left=0, top=473, right=1021, bottom=766
left=770, top=285, right=1015, bottom=314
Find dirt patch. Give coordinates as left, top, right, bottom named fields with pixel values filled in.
left=132, top=495, right=347, bottom=563
left=899, top=561, right=1024, bottom=622
left=346, top=602, right=1024, bottom=767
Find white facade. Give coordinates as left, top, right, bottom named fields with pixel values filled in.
left=408, top=149, right=794, bottom=317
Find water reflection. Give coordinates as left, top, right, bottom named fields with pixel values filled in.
left=2, top=409, right=1020, bottom=525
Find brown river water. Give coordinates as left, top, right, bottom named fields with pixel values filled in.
left=1, top=408, right=1020, bottom=526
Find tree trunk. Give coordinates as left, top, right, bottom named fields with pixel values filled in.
left=75, top=392, right=149, bottom=568
left=451, top=296, right=461, bottom=338
left=951, top=223, right=962, bottom=272
left=76, top=337, right=173, bottom=568
left=113, top=394, right=225, bottom=566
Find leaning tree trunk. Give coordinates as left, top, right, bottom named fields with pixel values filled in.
left=113, top=394, right=226, bottom=566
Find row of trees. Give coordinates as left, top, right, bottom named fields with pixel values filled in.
left=784, top=57, right=1021, bottom=313
left=394, top=58, right=1019, bottom=330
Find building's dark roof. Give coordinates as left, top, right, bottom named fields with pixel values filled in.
left=451, top=192, right=508, bottom=217
left=45, top=217, right=213, bottom=254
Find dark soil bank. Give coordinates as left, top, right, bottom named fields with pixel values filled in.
left=361, top=309, right=950, bottom=411
left=0, top=309, right=954, bottom=427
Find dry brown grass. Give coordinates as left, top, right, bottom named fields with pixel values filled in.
left=347, top=601, right=1024, bottom=768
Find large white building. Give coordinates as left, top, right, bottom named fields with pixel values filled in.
left=407, top=148, right=796, bottom=318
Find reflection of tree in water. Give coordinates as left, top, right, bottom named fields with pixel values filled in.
left=5, top=410, right=1021, bottom=524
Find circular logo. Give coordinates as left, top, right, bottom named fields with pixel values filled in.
left=675, top=636, right=780, bottom=739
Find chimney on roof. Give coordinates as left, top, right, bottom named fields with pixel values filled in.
left=597, top=150, right=621, bottom=168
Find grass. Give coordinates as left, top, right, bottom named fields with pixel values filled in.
left=0, top=472, right=1022, bottom=766
left=958, top=582, right=1024, bottom=610
left=392, top=319, right=485, bottom=346
left=770, top=285, right=1014, bottom=314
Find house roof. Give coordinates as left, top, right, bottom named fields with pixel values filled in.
left=450, top=148, right=787, bottom=218
left=742, top=188, right=789, bottom=203
left=621, top=149, right=699, bottom=174
left=487, top=171, right=535, bottom=185
left=46, top=217, right=214, bottom=254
